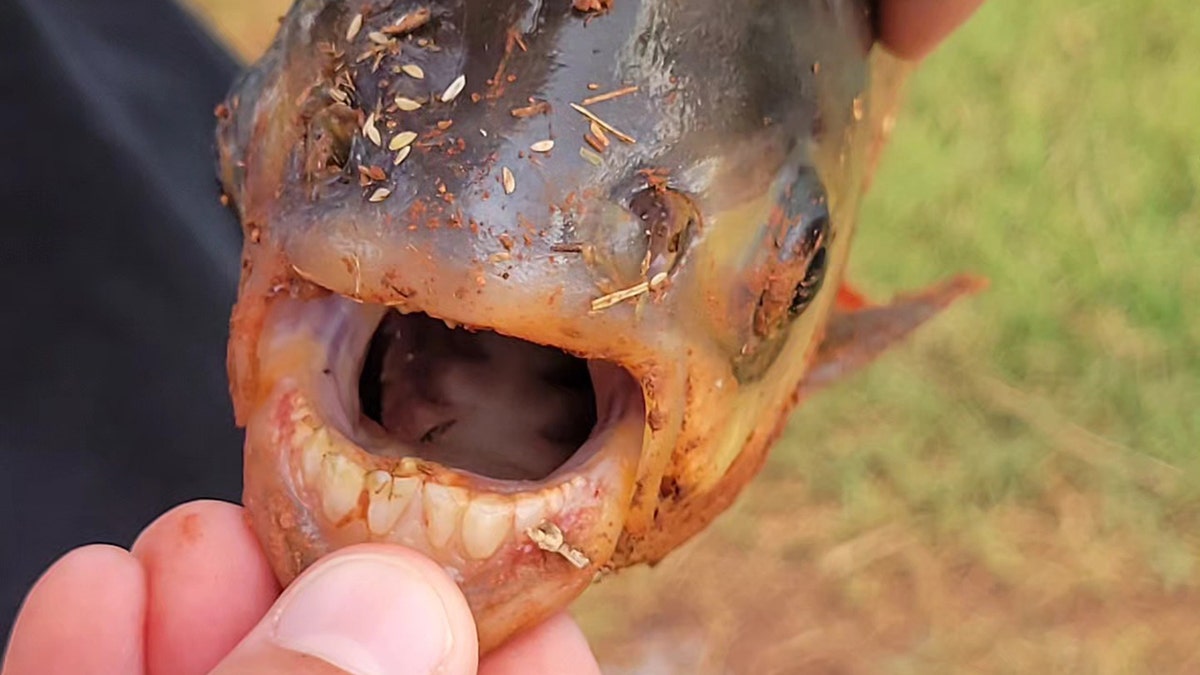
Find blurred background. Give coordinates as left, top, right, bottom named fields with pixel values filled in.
left=183, top=1, right=1198, bottom=671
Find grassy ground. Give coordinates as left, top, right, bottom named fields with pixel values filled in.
left=184, top=0, right=1199, bottom=670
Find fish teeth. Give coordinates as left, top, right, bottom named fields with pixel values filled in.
left=366, top=474, right=420, bottom=536
left=422, top=483, right=469, bottom=550
left=512, top=496, right=548, bottom=538
left=365, top=469, right=391, bottom=494
left=462, top=496, right=514, bottom=560
left=544, top=486, right=566, bottom=516
left=294, top=411, right=577, bottom=557
left=300, top=426, right=341, bottom=487
left=319, top=451, right=364, bottom=522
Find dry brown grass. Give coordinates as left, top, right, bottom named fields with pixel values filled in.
left=577, top=479, right=1200, bottom=673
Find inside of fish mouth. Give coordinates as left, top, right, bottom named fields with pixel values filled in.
left=342, top=307, right=635, bottom=482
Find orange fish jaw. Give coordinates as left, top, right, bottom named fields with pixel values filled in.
left=217, top=0, right=975, bottom=652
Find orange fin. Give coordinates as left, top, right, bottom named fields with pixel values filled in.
left=799, top=275, right=987, bottom=398
left=836, top=282, right=872, bottom=311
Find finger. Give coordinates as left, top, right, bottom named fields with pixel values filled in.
left=2, top=545, right=146, bottom=675
left=209, top=544, right=479, bottom=675
left=878, top=0, right=987, bottom=60
left=131, top=500, right=281, bottom=675
left=480, top=613, right=600, bottom=675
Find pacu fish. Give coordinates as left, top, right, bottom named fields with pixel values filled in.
left=215, top=0, right=979, bottom=652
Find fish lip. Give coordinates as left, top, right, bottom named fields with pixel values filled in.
left=242, top=289, right=648, bottom=598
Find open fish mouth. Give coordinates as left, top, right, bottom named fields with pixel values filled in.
left=244, top=290, right=648, bottom=632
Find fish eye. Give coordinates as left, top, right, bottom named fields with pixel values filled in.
left=732, top=179, right=831, bottom=383
left=751, top=206, right=830, bottom=334
left=788, top=221, right=829, bottom=318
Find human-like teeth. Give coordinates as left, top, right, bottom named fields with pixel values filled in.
left=544, top=486, right=565, bottom=516
left=423, top=483, right=469, bottom=549
left=512, top=496, right=548, bottom=538
left=319, top=451, right=365, bottom=522
left=366, top=471, right=421, bottom=535
left=462, top=496, right=514, bottom=560
left=293, top=403, right=581, bottom=556
left=365, top=469, right=390, bottom=495
left=300, top=427, right=333, bottom=484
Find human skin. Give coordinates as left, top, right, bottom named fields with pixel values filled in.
left=1, top=3, right=984, bottom=673
left=2, top=501, right=599, bottom=675
left=878, top=0, right=987, bottom=60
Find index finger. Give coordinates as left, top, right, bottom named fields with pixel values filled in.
left=132, top=501, right=280, bottom=675
left=877, top=0, right=987, bottom=60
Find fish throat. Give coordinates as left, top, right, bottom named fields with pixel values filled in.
left=358, top=310, right=601, bottom=481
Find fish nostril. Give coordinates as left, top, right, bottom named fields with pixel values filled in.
left=302, top=101, right=358, bottom=182
left=628, top=186, right=700, bottom=281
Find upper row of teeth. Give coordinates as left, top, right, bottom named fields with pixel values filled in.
left=296, top=424, right=581, bottom=561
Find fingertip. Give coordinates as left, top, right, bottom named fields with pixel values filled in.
left=3, top=545, right=146, bottom=675
left=211, top=544, right=480, bottom=675
left=481, top=613, right=600, bottom=675
left=878, top=0, right=986, bottom=61
left=133, top=500, right=280, bottom=675
left=131, top=499, right=252, bottom=555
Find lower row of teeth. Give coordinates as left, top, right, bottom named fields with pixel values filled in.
left=291, top=418, right=582, bottom=561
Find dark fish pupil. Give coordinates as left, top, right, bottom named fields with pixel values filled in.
left=789, top=245, right=828, bottom=317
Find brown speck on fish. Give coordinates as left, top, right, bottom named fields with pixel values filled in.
left=569, top=103, right=635, bottom=144
left=382, top=7, right=431, bottom=36
left=510, top=100, right=550, bottom=118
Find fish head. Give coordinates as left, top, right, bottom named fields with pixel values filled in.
left=216, top=0, right=955, bottom=652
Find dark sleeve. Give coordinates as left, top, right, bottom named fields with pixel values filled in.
left=0, top=0, right=245, bottom=634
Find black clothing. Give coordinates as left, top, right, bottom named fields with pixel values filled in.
left=1, top=0, right=245, bottom=635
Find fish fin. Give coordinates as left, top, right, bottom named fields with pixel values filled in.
left=836, top=282, right=873, bottom=311
left=798, top=275, right=987, bottom=398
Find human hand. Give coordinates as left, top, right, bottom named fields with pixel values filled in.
left=2, top=500, right=599, bottom=675
left=878, top=0, right=987, bottom=60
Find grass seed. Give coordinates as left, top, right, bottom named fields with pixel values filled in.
left=389, top=130, right=418, bottom=150
left=346, top=13, right=364, bottom=41
left=441, top=74, right=466, bottom=102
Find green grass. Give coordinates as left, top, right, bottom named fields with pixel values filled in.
left=797, top=0, right=1200, bottom=553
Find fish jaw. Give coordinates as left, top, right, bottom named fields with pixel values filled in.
left=240, top=293, right=646, bottom=651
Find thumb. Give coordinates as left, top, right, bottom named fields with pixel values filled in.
left=210, top=545, right=479, bottom=675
